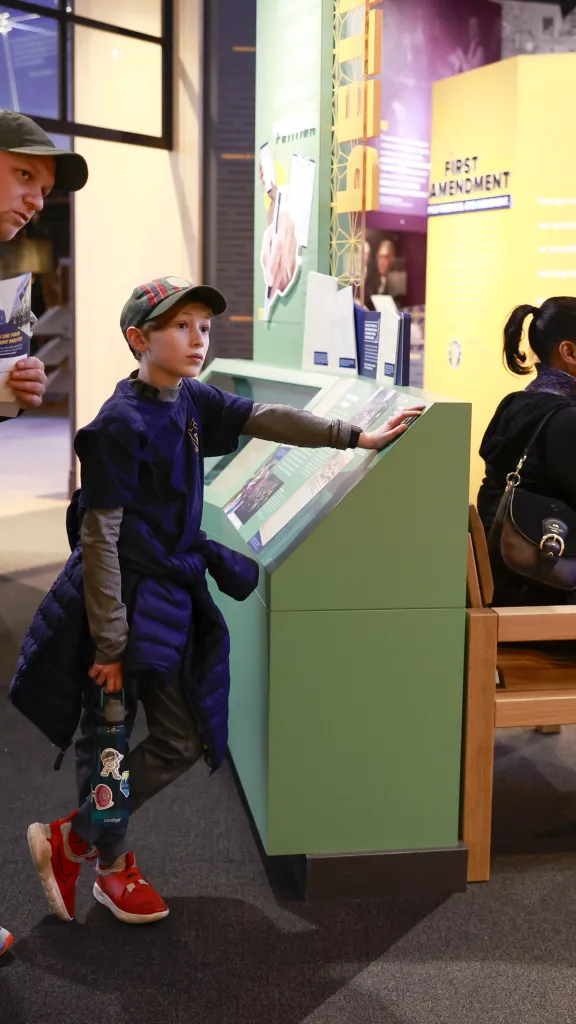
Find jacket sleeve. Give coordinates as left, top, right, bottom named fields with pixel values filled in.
left=75, top=418, right=141, bottom=509
left=81, top=508, right=129, bottom=664
left=243, top=403, right=360, bottom=449
left=545, top=407, right=576, bottom=510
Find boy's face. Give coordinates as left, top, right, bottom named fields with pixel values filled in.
left=136, top=302, right=212, bottom=383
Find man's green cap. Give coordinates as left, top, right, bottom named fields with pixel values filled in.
left=0, top=109, right=88, bottom=192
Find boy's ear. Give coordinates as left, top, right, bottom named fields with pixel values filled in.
left=126, top=326, right=147, bottom=353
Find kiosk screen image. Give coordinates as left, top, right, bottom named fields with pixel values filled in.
left=218, top=379, right=422, bottom=569
left=202, top=373, right=321, bottom=486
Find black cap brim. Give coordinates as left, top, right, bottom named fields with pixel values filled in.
left=142, top=285, right=228, bottom=323
left=8, top=145, right=88, bottom=192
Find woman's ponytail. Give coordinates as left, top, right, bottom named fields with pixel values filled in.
left=503, top=304, right=537, bottom=376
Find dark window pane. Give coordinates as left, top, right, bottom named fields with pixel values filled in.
left=0, top=8, right=59, bottom=119
left=48, top=132, right=71, bottom=148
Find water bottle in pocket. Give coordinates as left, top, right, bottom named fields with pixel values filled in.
left=91, top=688, right=130, bottom=830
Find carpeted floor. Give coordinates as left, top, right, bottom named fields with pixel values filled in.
left=3, top=508, right=576, bottom=1023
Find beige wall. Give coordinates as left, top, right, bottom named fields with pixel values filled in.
left=73, top=0, right=203, bottom=435
left=75, top=0, right=162, bottom=37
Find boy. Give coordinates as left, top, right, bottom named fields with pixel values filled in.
left=11, top=277, right=422, bottom=925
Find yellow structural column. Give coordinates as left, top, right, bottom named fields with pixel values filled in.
left=335, top=0, right=382, bottom=216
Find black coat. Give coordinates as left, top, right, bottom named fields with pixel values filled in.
left=478, top=389, right=576, bottom=605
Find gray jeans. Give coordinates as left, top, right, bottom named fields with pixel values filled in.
left=73, top=672, right=204, bottom=863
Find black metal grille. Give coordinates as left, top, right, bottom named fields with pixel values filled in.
left=1, top=0, right=173, bottom=148
left=202, top=0, right=256, bottom=360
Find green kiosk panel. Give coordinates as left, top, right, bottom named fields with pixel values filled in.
left=201, top=359, right=471, bottom=897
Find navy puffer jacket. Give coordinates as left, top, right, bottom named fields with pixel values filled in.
left=9, top=494, right=259, bottom=769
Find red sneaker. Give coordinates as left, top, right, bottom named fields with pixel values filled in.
left=27, top=811, right=96, bottom=921
left=0, top=926, right=14, bottom=956
left=93, top=853, right=169, bottom=924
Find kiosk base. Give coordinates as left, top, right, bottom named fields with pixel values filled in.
left=285, top=845, right=468, bottom=900
left=231, top=750, right=468, bottom=900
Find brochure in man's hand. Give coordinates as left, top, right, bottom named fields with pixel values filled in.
left=0, top=273, right=33, bottom=418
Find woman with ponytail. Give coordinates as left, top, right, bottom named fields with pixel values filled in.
left=478, top=296, right=576, bottom=603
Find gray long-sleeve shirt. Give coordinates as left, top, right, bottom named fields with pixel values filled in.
left=81, top=393, right=362, bottom=664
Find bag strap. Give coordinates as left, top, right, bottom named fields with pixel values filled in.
left=507, top=406, right=565, bottom=488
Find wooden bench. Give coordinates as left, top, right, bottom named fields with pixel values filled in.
left=463, top=505, right=576, bottom=882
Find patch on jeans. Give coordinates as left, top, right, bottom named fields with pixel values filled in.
left=93, top=784, right=114, bottom=810
left=120, top=771, right=130, bottom=799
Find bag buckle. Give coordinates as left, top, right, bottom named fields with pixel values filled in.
left=540, top=533, right=565, bottom=558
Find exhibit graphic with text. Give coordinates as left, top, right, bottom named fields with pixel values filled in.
left=253, top=0, right=332, bottom=369
left=425, top=53, right=576, bottom=497
left=378, top=0, right=500, bottom=219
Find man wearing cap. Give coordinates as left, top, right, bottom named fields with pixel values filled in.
left=11, top=274, right=422, bottom=927
left=0, top=111, right=87, bottom=959
left=0, top=109, right=88, bottom=418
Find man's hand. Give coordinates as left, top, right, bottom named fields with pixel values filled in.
left=89, top=661, right=123, bottom=693
left=359, top=405, right=425, bottom=451
left=7, top=357, right=47, bottom=410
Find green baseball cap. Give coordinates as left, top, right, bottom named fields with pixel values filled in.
left=0, top=109, right=88, bottom=192
left=120, top=277, right=227, bottom=339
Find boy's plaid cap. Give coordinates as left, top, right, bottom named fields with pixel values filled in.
left=120, top=277, right=227, bottom=339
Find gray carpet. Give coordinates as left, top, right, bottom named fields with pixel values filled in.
left=3, top=553, right=576, bottom=1021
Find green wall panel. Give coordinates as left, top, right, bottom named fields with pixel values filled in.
left=253, top=0, right=334, bottom=368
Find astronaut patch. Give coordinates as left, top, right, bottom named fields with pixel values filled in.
left=100, top=747, right=124, bottom=781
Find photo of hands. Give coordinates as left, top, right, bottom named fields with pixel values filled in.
left=259, top=144, right=316, bottom=321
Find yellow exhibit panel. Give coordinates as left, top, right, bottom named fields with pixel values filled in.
left=425, top=53, right=576, bottom=499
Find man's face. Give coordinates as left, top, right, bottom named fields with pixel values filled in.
left=377, top=243, right=394, bottom=276
left=0, top=150, right=55, bottom=241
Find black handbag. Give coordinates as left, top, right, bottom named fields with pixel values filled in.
left=488, top=408, right=576, bottom=591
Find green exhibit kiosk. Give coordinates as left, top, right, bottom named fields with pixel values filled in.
left=199, top=0, right=472, bottom=897
left=201, top=360, right=471, bottom=897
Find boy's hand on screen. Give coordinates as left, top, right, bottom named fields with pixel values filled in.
left=359, top=405, right=425, bottom=451
left=89, top=661, right=123, bottom=693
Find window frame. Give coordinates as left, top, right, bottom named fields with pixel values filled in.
left=1, top=0, right=174, bottom=148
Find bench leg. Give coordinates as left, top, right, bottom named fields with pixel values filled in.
left=535, top=725, right=562, bottom=735
left=462, top=609, right=498, bottom=882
